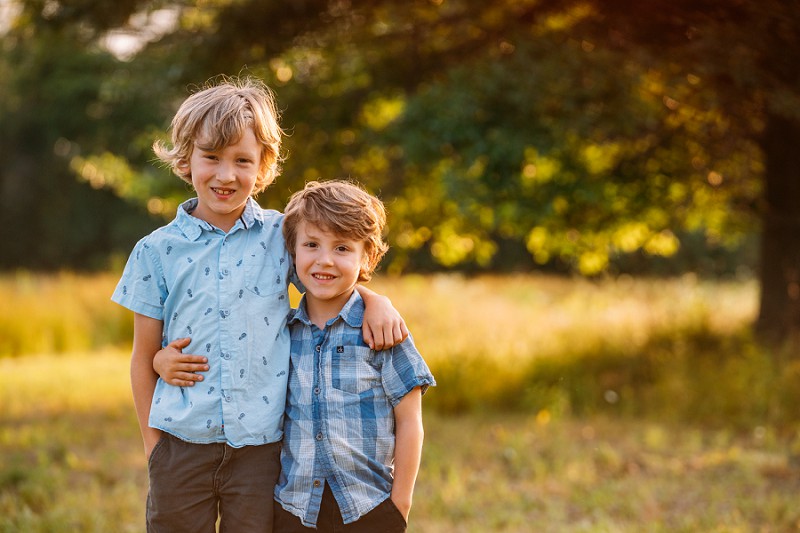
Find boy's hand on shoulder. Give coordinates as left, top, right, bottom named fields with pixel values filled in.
left=361, top=293, right=409, bottom=350
left=153, top=337, right=209, bottom=387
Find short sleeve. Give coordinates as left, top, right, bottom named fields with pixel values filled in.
left=111, top=238, right=167, bottom=320
left=379, top=334, right=436, bottom=407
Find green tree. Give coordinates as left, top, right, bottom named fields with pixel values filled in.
left=183, top=0, right=799, bottom=341
left=0, top=0, right=168, bottom=269
left=5, top=0, right=798, bottom=343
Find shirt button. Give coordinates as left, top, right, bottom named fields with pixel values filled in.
left=315, top=345, right=321, bottom=352
left=314, top=387, right=321, bottom=395
left=316, top=432, right=323, bottom=441
left=313, top=480, right=321, bottom=488
left=225, top=395, right=232, bottom=402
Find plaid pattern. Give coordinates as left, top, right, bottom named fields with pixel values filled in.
left=274, top=291, right=435, bottom=527
left=112, top=198, right=295, bottom=447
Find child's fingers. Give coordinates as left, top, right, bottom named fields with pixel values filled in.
left=176, top=362, right=209, bottom=373
left=362, top=325, right=376, bottom=350
left=399, top=322, right=410, bottom=341
left=170, top=378, right=198, bottom=387
left=179, top=370, right=203, bottom=382
left=168, top=371, right=204, bottom=387
left=167, top=337, right=192, bottom=350
left=389, top=324, right=406, bottom=346
left=175, top=355, right=208, bottom=365
left=372, top=327, right=388, bottom=351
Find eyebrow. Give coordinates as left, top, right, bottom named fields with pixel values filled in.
left=302, top=226, right=352, bottom=242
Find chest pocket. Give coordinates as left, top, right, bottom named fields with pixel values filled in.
left=244, top=251, right=287, bottom=298
left=331, top=346, right=381, bottom=395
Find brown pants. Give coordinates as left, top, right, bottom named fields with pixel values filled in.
left=273, top=483, right=407, bottom=533
left=146, top=433, right=281, bottom=533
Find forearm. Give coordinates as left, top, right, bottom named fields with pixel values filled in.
left=131, top=352, right=162, bottom=453
left=354, top=283, right=379, bottom=301
left=391, top=389, right=424, bottom=520
left=131, top=313, right=164, bottom=456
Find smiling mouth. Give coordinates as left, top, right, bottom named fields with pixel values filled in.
left=212, top=188, right=235, bottom=196
left=312, top=273, right=336, bottom=280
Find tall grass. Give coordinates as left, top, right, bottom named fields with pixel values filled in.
left=0, top=271, right=756, bottom=359
left=0, top=272, right=130, bottom=357
left=2, top=271, right=797, bottom=428
left=366, top=274, right=790, bottom=428
left=3, top=273, right=800, bottom=531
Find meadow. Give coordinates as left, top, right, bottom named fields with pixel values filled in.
left=2, top=272, right=800, bottom=531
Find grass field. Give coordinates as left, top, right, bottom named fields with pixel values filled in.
left=2, top=273, right=800, bottom=531
left=2, top=352, right=800, bottom=532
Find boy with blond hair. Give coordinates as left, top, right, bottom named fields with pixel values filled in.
left=274, top=180, right=435, bottom=532
left=112, top=78, right=406, bottom=532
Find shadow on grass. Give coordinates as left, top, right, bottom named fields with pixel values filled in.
left=427, top=324, right=800, bottom=431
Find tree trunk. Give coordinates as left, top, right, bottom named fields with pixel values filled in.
left=756, top=113, right=800, bottom=345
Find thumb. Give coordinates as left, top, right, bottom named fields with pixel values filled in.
left=169, top=337, right=192, bottom=351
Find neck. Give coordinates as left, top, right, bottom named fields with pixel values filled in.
left=305, top=289, right=355, bottom=329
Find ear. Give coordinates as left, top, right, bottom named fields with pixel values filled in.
left=360, top=250, right=372, bottom=278
left=177, top=158, right=191, bottom=175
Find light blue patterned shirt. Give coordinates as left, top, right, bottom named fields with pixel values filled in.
left=274, top=291, right=436, bottom=527
left=112, top=197, right=295, bottom=447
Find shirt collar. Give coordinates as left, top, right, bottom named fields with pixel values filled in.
left=288, top=290, right=364, bottom=329
left=175, top=197, right=263, bottom=241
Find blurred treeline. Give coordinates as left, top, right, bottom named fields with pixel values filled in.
left=1, top=1, right=799, bottom=337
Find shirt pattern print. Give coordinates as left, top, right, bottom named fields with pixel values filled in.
left=112, top=197, right=295, bottom=447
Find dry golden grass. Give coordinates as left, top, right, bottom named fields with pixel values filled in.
left=369, top=273, right=757, bottom=364
left=2, top=353, right=800, bottom=531
left=5, top=272, right=800, bottom=531
left=0, top=272, right=129, bottom=357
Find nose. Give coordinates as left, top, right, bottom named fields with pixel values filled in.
left=217, top=161, right=235, bottom=183
left=315, top=249, right=334, bottom=266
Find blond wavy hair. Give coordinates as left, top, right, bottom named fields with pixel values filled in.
left=153, top=76, right=283, bottom=194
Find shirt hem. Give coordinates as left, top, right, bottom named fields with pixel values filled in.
left=152, top=426, right=283, bottom=448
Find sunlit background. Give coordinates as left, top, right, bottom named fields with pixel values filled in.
left=2, top=1, right=800, bottom=531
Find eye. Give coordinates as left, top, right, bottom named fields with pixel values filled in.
left=303, top=241, right=318, bottom=249
left=335, top=245, right=350, bottom=253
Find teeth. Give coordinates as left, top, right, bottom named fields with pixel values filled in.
left=213, top=188, right=234, bottom=196
left=314, top=274, right=334, bottom=280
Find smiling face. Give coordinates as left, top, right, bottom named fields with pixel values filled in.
left=186, top=127, right=262, bottom=232
left=294, top=220, right=366, bottom=326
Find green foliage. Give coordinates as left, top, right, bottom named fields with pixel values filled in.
left=5, top=1, right=800, bottom=346
left=0, top=2, right=166, bottom=270
left=0, top=0, right=784, bottom=276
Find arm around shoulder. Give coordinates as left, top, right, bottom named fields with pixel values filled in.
left=356, top=284, right=409, bottom=351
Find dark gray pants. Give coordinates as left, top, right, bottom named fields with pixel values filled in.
left=146, top=433, right=281, bottom=533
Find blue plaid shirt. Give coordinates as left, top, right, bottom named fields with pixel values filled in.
left=112, top=197, right=295, bottom=447
left=274, top=291, right=435, bottom=527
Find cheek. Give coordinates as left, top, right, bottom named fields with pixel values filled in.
left=293, top=251, right=308, bottom=268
